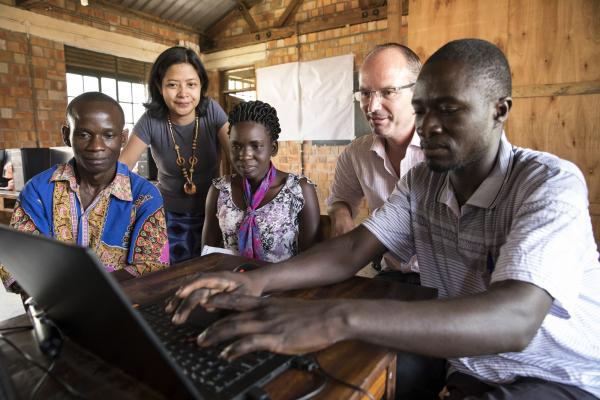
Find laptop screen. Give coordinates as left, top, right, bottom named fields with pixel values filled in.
left=0, top=225, right=202, bottom=399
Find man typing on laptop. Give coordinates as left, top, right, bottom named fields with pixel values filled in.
left=166, top=39, right=600, bottom=399
left=1, top=92, right=170, bottom=293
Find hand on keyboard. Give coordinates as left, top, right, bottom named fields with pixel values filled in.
left=165, top=270, right=264, bottom=325
left=195, top=295, right=350, bottom=360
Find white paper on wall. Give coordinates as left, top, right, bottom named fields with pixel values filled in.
left=256, top=62, right=300, bottom=141
left=300, top=54, right=354, bottom=140
left=256, top=54, right=354, bottom=141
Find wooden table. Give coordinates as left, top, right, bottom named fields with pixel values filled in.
left=0, top=254, right=436, bottom=399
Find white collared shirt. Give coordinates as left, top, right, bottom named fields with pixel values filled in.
left=327, top=132, right=424, bottom=272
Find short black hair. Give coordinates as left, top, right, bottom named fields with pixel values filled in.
left=365, top=43, right=422, bottom=82
left=425, top=38, right=512, bottom=100
left=228, top=101, right=282, bottom=141
left=145, top=46, right=210, bottom=118
left=66, top=91, right=124, bottom=126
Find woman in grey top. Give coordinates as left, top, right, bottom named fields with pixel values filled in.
left=120, top=47, right=230, bottom=263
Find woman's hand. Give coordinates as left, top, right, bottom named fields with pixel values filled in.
left=165, top=271, right=265, bottom=324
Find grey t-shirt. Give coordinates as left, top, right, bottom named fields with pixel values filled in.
left=133, top=98, right=228, bottom=214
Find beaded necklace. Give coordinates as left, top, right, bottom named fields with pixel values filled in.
left=167, top=115, right=199, bottom=195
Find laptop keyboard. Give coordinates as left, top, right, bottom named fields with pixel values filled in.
left=138, top=301, right=276, bottom=395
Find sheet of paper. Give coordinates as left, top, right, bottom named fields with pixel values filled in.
left=256, top=54, right=354, bottom=140
left=201, top=245, right=236, bottom=256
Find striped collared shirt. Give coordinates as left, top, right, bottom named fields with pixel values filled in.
left=327, top=132, right=424, bottom=272
left=363, top=135, right=600, bottom=396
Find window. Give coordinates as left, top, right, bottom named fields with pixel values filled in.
left=221, top=67, right=256, bottom=114
left=64, top=46, right=151, bottom=133
left=66, top=73, right=147, bottom=133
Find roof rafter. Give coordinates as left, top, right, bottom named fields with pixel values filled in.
left=236, top=1, right=259, bottom=33
left=275, top=0, right=303, bottom=27
left=204, top=4, right=388, bottom=53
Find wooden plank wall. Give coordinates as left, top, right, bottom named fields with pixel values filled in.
left=407, top=0, right=600, bottom=241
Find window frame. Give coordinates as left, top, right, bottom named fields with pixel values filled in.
left=66, top=68, right=148, bottom=133
left=219, top=66, right=257, bottom=114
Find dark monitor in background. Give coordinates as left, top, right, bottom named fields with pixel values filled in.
left=0, top=149, right=9, bottom=187
left=135, top=147, right=157, bottom=181
left=50, top=146, right=73, bottom=165
left=7, top=147, right=73, bottom=191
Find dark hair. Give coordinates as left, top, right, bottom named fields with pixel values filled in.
left=365, top=43, right=422, bottom=82
left=425, top=38, right=512, bottom=99
left=145, top=46, right=210, bottom=118
left=228, top=101, right=282, bottom=141
left=66, top=91, right=124, bottom=126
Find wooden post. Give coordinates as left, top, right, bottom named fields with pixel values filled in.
left=387, top=0, right=403, bottom=43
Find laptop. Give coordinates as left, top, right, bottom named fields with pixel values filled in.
left=0, top=225, right=293, bottom=399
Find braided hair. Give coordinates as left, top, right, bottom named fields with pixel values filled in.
left=228, top=100, right=281, bottom=141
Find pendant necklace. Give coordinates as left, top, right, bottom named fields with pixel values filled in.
left=167, top=114, right=199, bottom=195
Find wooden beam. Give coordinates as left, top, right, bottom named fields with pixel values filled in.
left=203, top=0, right=261, bottom=36
left=202, top=43, right=267, bottom=70
left=359, top=0, right=387, bottom=9
left=513, top=81, right=600, bottom=98
left=275, top=0, right=303, bottom=28
left=358, top=0, right=371, bottom=10
left=15, top=0, right=46, bottom=8
left=205, top=27, right=295, bottom=52
left=0, top=3, right=168, bottom=62
left=237, top=1, right=259, bottom=33
left=204, top=6, right=387, bottom=52
left=387, top=0, right=403, bottom=43
left=296, top=6, right=387, bottom=35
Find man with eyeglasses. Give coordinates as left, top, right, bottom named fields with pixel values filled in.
left=327, top=43, right=424, bottom=281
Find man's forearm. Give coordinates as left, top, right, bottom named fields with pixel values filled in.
left=341, top=280, right=553, bottom=358
left=253, top=226, right=386, bottom=293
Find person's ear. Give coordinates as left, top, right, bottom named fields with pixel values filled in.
left=271, top=140, right=279, bottom=157
left=120, top=128, right=129, bottom=148
left=61, top=125, right=71, bottom=147
left=494, top=97, right=512, bottom=125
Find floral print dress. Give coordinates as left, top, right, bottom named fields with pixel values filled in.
left=213, top=174, right=308, bottom=262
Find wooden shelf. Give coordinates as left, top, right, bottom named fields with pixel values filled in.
left=0, top=190, right=17, bottom=225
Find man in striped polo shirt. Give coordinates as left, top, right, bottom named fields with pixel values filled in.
left=170, top=39, right=600, bottom=399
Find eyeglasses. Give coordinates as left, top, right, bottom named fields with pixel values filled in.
left=353, top=83, right=415, bottom=103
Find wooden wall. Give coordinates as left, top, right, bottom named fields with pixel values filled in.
left=407, top=0, right=600, bottom=241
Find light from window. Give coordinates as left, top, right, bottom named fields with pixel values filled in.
left=101, top=77, right=117, bottom=100
left=83, top=75, right=99, bottom=92
left=223, top=67, right=257, bottom=112
left=118, top=81, right=132, bottom=103
left=66, top=73, right=83, bottom=97
left=133, top=103, right=146, bottom=123
left=232, top=92, right=256, bottom=102
left=66, top=72, right=147, bottom=132
left=132, top=83, right=145, bottom=103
